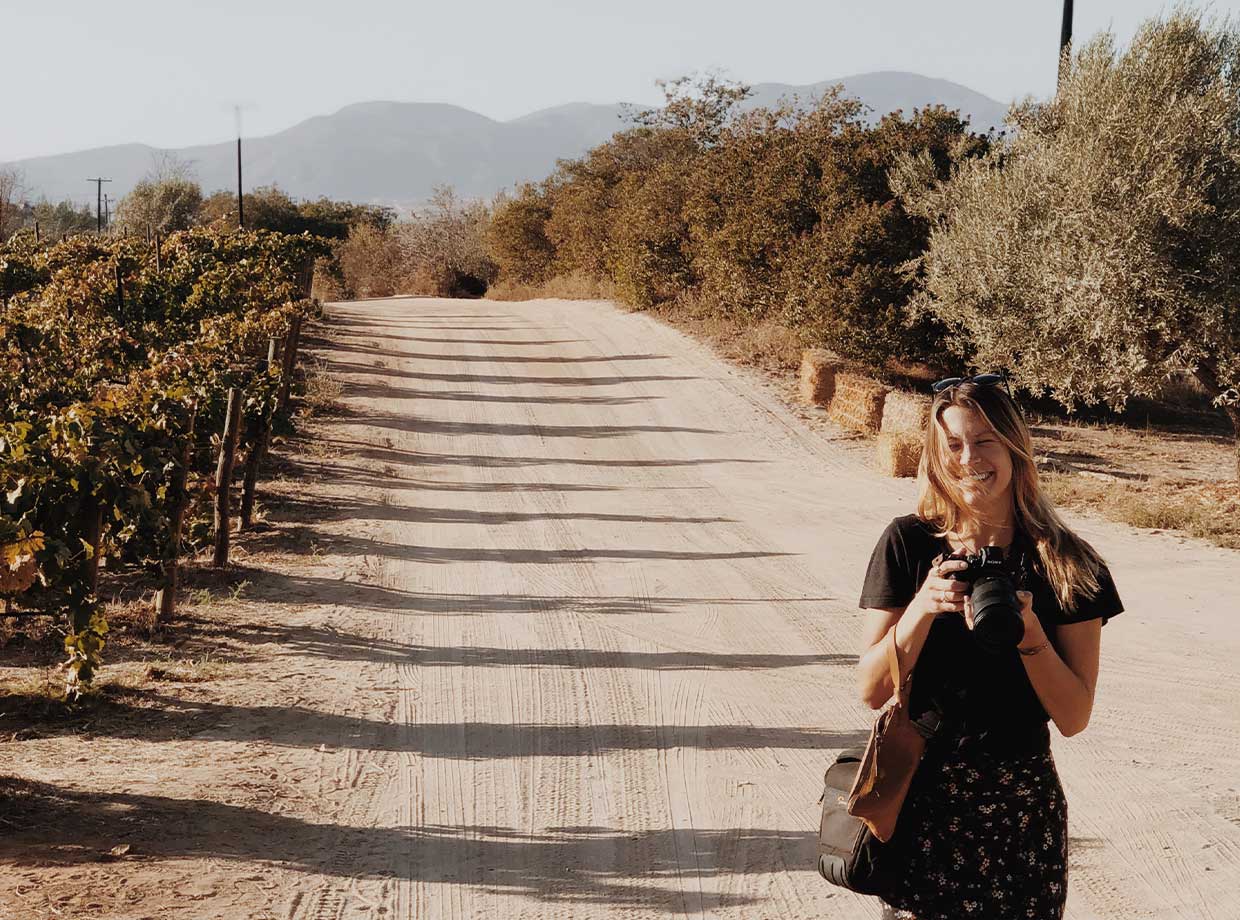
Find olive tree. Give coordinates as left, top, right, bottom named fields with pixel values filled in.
left=895, top=10, right=1240, bottom=475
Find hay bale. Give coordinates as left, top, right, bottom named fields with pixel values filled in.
left=881, top=390, right=933, bottom=434
left=876, top=431, right=924, bottom=478
left=828, top=372, right=889, bottom=434
left=799, top=349, right=839, bottom=407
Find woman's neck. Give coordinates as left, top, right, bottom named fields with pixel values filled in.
left=951, top=515, right=1016, bottom=552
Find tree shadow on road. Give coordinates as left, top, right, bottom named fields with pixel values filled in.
left=0, top=777, right=815, bottom=910
left=341, top=379, right=661, bottom=406
left=216, top=621, right=858, bottom=671
left=0, top=691, right=869, bottom=757
left=349, top=413, right=724, bottom=439
left=265, top=492, right=735, bottom=527
left=319, top=358, right=699, bottom=387
left=243, top=529, right=792, bottom=566
left=323, top=335, right=671, bottom=365
left=319, top=437, right=763, bottom=470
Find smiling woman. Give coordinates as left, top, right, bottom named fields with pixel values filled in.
left=854, top=377, right=1124, bottom=920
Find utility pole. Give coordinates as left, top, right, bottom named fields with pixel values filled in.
left=235, top=105, right=245, bottom=229
left=87, top=177, right=112, bottom=232
left=104, top=193, right=112, bottom=230
left=1058, top=0, right=1074, bottom=88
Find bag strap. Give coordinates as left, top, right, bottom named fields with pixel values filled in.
left=885, top=626, right=912, bottom=709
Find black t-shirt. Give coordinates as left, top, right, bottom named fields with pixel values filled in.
left=859, top=514, right=1123, bottom=751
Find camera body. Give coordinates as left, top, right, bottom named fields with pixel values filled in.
left=942, top=546, right=1025, bottom=653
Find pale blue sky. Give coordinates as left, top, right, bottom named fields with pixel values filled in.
left=2, top=0, right=1232, bottom=161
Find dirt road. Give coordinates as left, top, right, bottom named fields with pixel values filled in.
left=4, top=295, right=1238, bottom=919
left=288, top=295, right=1240, bottom=920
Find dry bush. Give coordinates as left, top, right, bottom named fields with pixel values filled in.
left=485, top=278, right=542, bottom=301
left=399, top=187, right=497, bottom=297
left=336, top=224, right=403, bottom=297
left=486, top=272, right=616, bottom=302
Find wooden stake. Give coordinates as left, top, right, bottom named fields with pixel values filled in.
left=276, top=315, right=303, bottom=414
left=239, top=339, right=280, bottom=530
left=79, top=494, right=104, bottom=598
left=158, top=400, right=198, bottom=618
left=154, top=233, right=162, bottom=273
left=212, top=389, right=243, bottom=568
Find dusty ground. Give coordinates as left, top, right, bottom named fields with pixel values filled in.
left=1, top=296, right=1238, bottom=919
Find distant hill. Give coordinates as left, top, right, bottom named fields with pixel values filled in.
left=3, top=72, right=1008, bottom=212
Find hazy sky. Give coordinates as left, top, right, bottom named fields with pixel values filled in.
left=2, top=0, right=1233, bottom=162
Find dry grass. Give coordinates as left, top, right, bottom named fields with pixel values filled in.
left=647, top=296, right=804, bottom=375
left=301, top=357, right=345, bottom=416
left=1042, top=473, right=1240, bottom=549
left=487, top=271, right=617, bottom=302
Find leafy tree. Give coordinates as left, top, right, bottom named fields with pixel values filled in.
left=297, top=197, right=394, bottom=239
left=781, top=104, right=987, bottom=365
left=895, top=10, right=1240, bottom=474
left=630, top=73, right=752, bottom=146
left=486, top=184, right=555, bottom=284
left=117, top=176, right=203, bottom=234
left=0, top=168, right=25, bottom=240
left=30, top=199, right=96, bottom=238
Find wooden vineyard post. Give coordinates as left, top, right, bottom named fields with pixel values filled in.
left=115, top=262, right=125, bottom=313
left=239, top=338, right=280, bottom=530
left=212, top=388, right=243, bottom=568
left=276, top=314, right=303, bottom=414
left=155, top=400, right=198, bottom=618
left=154, top=233, right=162, bottom=274
left=81, top=494, right=104, bottom=597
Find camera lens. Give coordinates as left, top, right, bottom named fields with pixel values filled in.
left=970, top=575, right=1024, bottom=652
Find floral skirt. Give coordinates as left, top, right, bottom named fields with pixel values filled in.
left=879, top=738, right=1068, bottom=920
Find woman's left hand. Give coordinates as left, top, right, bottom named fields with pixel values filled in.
left=1015, top=590, right=1048, bottom=648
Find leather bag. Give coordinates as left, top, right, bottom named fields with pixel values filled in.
left=816, top=749, right=889, bottom=894
left=817, top=625, right=929, bottom=893
left=847, top=625, right=926, bottom=842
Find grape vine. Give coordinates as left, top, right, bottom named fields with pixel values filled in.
left=0, top=226, right=329, bottom=696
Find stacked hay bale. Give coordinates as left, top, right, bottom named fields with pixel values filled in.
left=876, top=390, right=933, bottom=478
left=799, top=349, right=839, bottom=407
left=827, top=372, right=890, bottom=435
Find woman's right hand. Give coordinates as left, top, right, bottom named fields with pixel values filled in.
left=911, top=558, right=970, bottom=618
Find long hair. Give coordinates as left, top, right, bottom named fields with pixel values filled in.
left=916, top=381, right=1105, bottom=612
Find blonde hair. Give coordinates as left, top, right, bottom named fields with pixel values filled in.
left=916, top=381, right=1105, bottom=612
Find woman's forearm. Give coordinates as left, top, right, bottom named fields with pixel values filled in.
left=857, top=603, right=938, bottom=708
left=1020, top=627, right=1094, bottom=737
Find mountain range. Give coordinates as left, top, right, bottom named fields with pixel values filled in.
left=4, top=72, right=1008, bottom=212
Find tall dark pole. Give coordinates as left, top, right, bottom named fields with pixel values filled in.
left=87, top=177, right=112, bottom=233
left=1059, top=0, right=1074, bottom=87
left=236, top=106, right=244, bottom=230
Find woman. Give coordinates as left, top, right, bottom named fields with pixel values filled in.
left=857, top=375, right=1123, bottom=920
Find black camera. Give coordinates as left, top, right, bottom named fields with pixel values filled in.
left=943, top=546, right=1024, bottom=653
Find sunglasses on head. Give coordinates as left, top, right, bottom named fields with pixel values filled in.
left=931, top=372, right=1013, bottom=398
